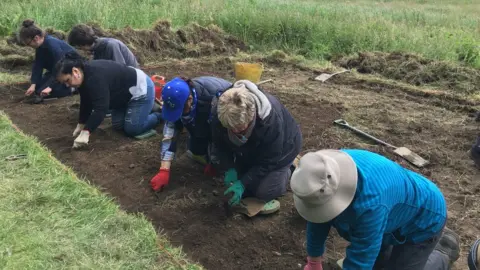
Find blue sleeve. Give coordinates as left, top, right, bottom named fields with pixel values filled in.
left=343, top=206, right=389, bottom=270
left=31, top=50, right=43, bottom=85
left=306, top=221, right=331, bottom=257
left=49, top=39, right=70, bottom=64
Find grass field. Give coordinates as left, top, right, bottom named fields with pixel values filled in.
left=0, top=0, right=479, bottom=67
left=0, top=112, right=200, bottom=270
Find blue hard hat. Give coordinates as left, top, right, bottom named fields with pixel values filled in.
left=161, top=77, right=190, bottom=122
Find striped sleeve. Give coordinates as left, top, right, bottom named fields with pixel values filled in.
left=343, top=205, right=389, bottom=270
left=161, top=121, right=180, bottom=161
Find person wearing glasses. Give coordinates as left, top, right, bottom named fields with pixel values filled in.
left=18, top=19, right=78, bottom=104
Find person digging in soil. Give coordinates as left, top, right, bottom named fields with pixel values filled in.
left=55, top=53, right=162, bottom=149
left=149, top=76, right=233, bottom=192
left=291, top=149, right=460, bottom=270
left=18, top=19, right=79, bottom=104
left=67, top=24, right=139, bottom=68
left=209, top=80, right=302, bottom=216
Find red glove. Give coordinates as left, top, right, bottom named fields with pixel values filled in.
left=304, top=257, right=323, bottom=270
left=203, top=164, right=217, bottom=177
left=150, top=168, right=170, bottom=191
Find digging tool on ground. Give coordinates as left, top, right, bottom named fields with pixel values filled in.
left=315, top=70, right=350, bottom=83
left=333, top=119, right=430, bottom=167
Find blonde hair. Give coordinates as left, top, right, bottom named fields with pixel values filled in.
left=217, top=86, right=256, bottom=129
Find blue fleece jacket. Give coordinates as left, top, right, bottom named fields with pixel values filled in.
left=31, top=35, right=76, bottom=86
left=306, top=149, right=447, bottom=269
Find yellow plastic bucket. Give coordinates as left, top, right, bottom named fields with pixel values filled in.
left=234, top=62, right=263, bottom=83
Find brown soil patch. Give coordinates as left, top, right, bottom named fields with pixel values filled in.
left=0, top=57, right=478, bottom=269
left=335, top=51, right=480, bottom=95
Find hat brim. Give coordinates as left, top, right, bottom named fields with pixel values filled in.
left=162, top=106, right=184, bottom=122
left=293, top=150, right=358, bottom=224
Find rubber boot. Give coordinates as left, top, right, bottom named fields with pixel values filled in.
left=468, top=239, right=480, bottom=270
left=435, top=227, right=460, bottom=267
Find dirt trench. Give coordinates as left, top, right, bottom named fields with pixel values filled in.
left=0, top=58, right=478, bottom=270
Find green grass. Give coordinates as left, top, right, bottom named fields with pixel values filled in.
left=0, top=71, right=28, bottom=84
left=0, top=112, right=201, bottom=270
left=0, top=0, right=479, bottom=67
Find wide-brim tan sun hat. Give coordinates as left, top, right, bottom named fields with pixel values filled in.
left=290, top=150, right=358, bottom=223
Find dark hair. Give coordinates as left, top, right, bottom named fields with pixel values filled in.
left=67, top=24, right=97, bottom=47
left=179, top=76, right=195, bottom=89
left=18, top=19, right=45, bottom=45
left=55, top=52, right=87, bottom=77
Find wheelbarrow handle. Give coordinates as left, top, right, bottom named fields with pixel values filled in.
left=333, top=119, right=396, bottom=148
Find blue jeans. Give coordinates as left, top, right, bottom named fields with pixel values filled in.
left=373, top=228, right=449, bottom=270
left=241, top=165, right=292, bottom=202
left=111, top=77, right=161, bottom=136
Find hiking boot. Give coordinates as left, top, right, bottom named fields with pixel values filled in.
left=435, top=227, right=460, bottom=265
left=468, top=239, right=480, bottom=270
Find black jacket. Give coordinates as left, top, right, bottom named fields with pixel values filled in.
left=78, top=60, right=137, bottom=132
left=210, top=88, right=302, bottom=190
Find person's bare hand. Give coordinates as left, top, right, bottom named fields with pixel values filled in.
left=40, top=87, right=52, bottom=97
left=25, top=84, right=36, bottom=96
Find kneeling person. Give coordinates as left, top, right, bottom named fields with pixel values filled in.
left=55, top=54, right=161, bottom=148
left=149, top=76, right=233, bottom=191
left=68, top=24, right=139, bottom=68
left=292, top=149, right=460, bottom=270
left=210, top=80, right=302, bottom=214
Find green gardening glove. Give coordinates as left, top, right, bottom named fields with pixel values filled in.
left=224, top=168, right=238, bottom=187
left=223, top=181, right=245, bottom=206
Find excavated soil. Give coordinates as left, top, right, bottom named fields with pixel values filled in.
left=0, top=21, right=246, bottom=69
left=335, top=51, right=480, bottom=95
left=0, top=57, right=478, bottom=270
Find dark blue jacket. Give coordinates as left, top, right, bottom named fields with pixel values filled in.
left=161, top=76, right=233, bottom=161
left=31, top=35, right=77, bottom=85
left=210, top=88, right=302, bottom=190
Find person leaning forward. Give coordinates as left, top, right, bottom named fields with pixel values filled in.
left=209, top=80, right=302, bottom=215
left=149, top=76, right=233, bottom=192
left=292, top=149, right=461, bottom=270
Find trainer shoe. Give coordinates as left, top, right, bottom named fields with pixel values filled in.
left=435, top=227, right=460, bottom=266
left=468, top=239, right=480, bottom=270
left=186, top=150, right=207, bottom=166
